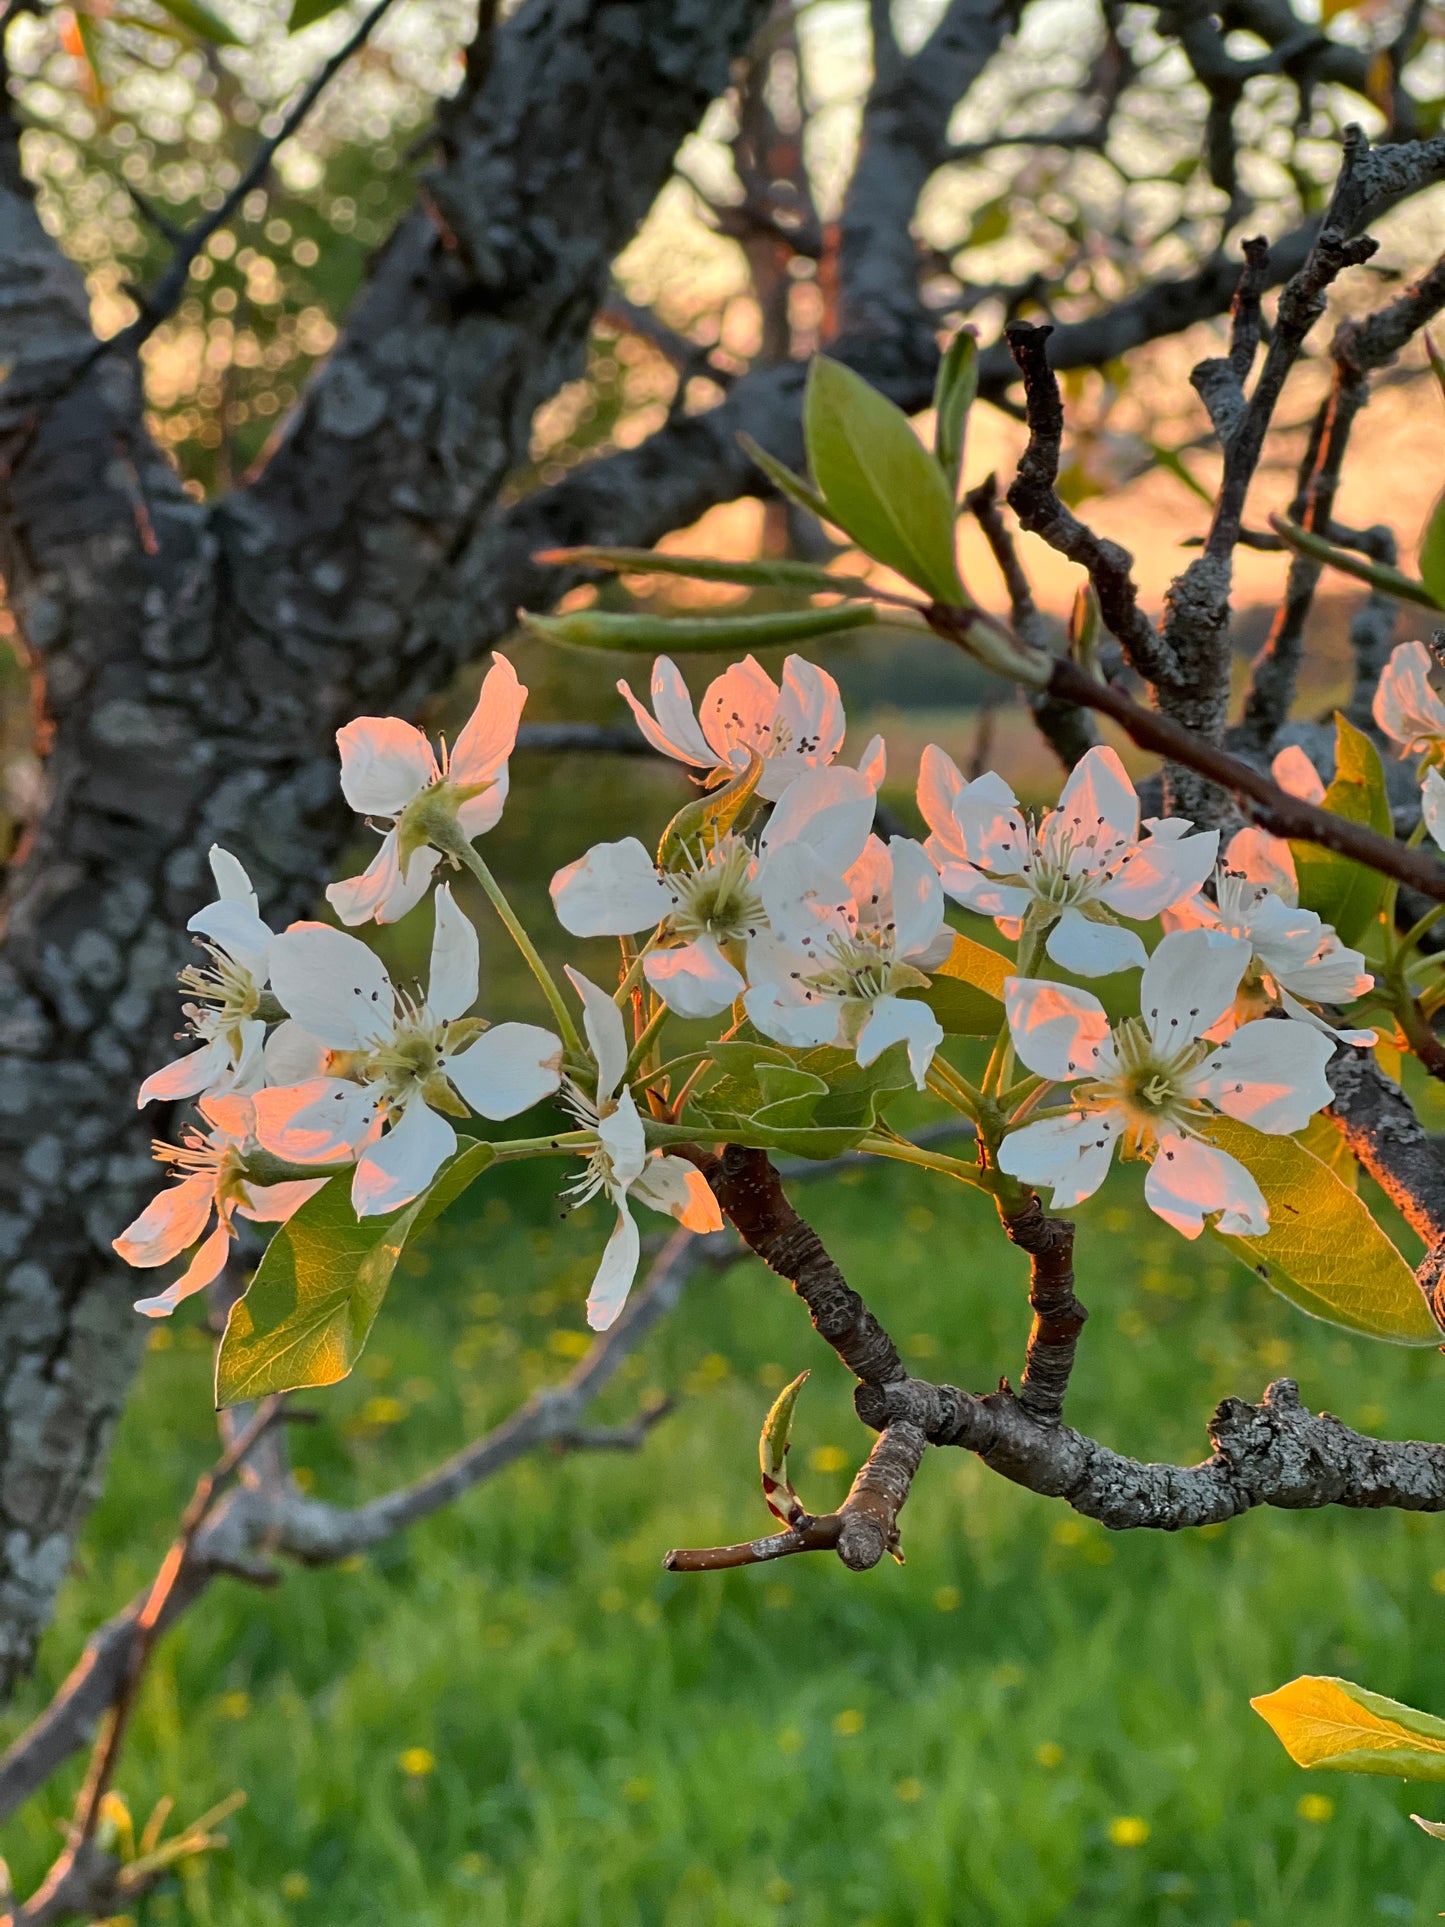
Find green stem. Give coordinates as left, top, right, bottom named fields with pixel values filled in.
left=858, top=1134, right=989, bottom=1189
left=490, top=1130, right=597, bottom=1161
left=451, top=842, right=581, bottom=1052
left=926, top=1061, right=982, bottom=1120
left=624, top=1004, right=670, bottom=1081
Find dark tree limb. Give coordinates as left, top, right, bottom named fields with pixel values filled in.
left=1003, top=1198, right=1085, bottom=1426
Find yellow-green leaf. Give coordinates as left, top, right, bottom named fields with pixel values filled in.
left=1252, top=1676, right=1445, bottom=1779
left=1421, top=488, right=1445, bottom=607
left=933, top=330, right=978, bottom=499
left=521, top=604, right=876, bottom=654
left=760, top=1370, right=809, bottom=1486
left=1290, top=713, right=1392, bottom=947
left=912, top=930, right=1010, bottom=1035
left=803, top=357, right=965, bottom=603
left=657, top=750, right=762, bottom=867
left=1205, top=1116, right=1437, bottom=1344
left=152, top=0, right=244, bottom=41
left=737, top=433, right=831, bottom=519
left=288, top=0, right=348, bottom=27
left=536, top=546, right=894, bottom=604
left=216, top=1142, right=495, bottom=1405
left=1270, top=516, right=1442, bottom=610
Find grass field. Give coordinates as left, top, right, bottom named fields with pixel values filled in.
left=5, top=1148, right=1445, bottom=1927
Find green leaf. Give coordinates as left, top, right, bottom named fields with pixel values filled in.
left=1205, top=1116, right=1437, bottom=1344
left=1149, top=441, right=1214, bottom=506
left=737, top=434, right=831, bottom=519
left=1270, top=515, right=1443, bottom=610
left=1289, top=714, right=1392, bottom=946
left=520, top=603, right=877, bottom=655
left=216, top=1141, right=496, bottom=1405
left=152, top=0, right=244, bottom=40
left=912, top=930, right=1009, bottom=1036
left=535, top=546, right=902, bottom=606
left=1298, top=1109, right=1357, bottom=1191
left=933, top=330, right=978, bottom=499
left=287, top=0, right=348, bottom=28
left=657, top=751, right=763, bottom=867
left=1420, top=488, right=1445, bottom=607
left=803, top=357, right=965, bottom=603
left=759, top=1370, right=810, bottom=1525
left=1252, top=1676, right=1445, bottom=1779
left=684, top=1039, right=914, bottom=1158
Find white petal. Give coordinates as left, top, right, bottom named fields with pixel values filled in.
left=1374, top=640, right=1445, bottom=756
left=997, top=1110, right=1122, bottom=1207
left=550, top=839, right=674, bottom=938
left=1045, top=909, right=1148, bottom=977
left=757, top=841, right=855, bottom=953
left=428, top=883, right=479, bottom=1023
left=699, top=655, right=779, bottom=767
left=1140, top=928, right=1249, bottom=1048
left=133, top=1222, right=232, bottom=1318
left=1102, top=829, right=1219, bottom=919
left=1194, top=1018, right=1336, bottom=1134
left=1003, top=978, right=1110, bottom=1082
left=643, top=937, right=744, bottom=1019
left=455, top=764, right=510, bottom=840
left=916, top=743, right=967, bottom=855
left=336, top=716, right=438, bottom=816
left=445, top=1023, right=562, bottom=1118
left=448, top=653, right=527, bottom=786
left=856, top=994, right=943, bottom=1088
left=888, top=838, right=945, bottom=961
left=761, top=765, right=875, bottom=875
left=855, top=733, right=887, bottom=792
left=631, top=1156, right=723, bottom=1232
left=351, top=1098, right=456, bottom=1218
left=598, top=1087, right=648, bottom=1191
left=326, top=832, right=435, bottom=929
left=1424, top=768, right=1445, bottom=853
left=137, top=1037, right=232, bottom=1108
left=263, top=1019, right=331, bottom=1086
left=237, top=1176, right=328, bottom=1222
left=186, top=899, right=273, bottom=985
left=114, top=1173, right=216, bottom=1268
left=743, top=979, right=843, bottom=1051
left=198, top=1091, right=255, bottom=1141
left=269, top=923, right=395, bottom=1050
left=1271, top=744, right=1326, bottom=805
left=1144, top=1133, right=1267, bottom=1239
left=1053, top=744, right=1139, bottom=860
left=952, top=774, right=1029, bottom=872
left=617, top=658, right=714, bottom=767
left=936, top=864, right=1033, bottom=922
left=207, top=845, right=258, bottom=912
left=566, top=968, right=629, bottom=1102
left=252, top=1078, right=378, bottom=1163
left=586, top=1203, right=641, bottom=1331
left=1225, top=827, right=1297, bottom=900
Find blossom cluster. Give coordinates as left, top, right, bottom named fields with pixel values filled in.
left=117, top=645, right=1377, bottom=1336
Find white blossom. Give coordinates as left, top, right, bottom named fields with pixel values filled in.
left=744, top=834, right=949, bottom=1087
left=327, top=654, right=527, bottom=926
left=1222, top=745, right=1326, bottom=897
left=1374, top=639, right=1445, bottom=762
left=618, top=653, right=885, bottom=801
left=918, top=744, right=1217, bottom=976
left=138, top=846, right=274, bottom=1107
left=115, top=1094, right=326, bottom=1318
left=255, top=886, right=562, bottom=1217
left=561, top=971, right=721, bottom=1330
left=549, top=765, right=878, bottom=1019
left=1163, top=867, right=1373, bottom=1041
left=997, top=928, right=1336, bottom=1237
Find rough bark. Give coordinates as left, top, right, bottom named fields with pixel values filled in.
left=0, top=0, right=770, bottom=1692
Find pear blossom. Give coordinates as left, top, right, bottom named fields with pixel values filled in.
left=561, top=971, right=722, bottom=1330
left=549, top=765, right=878, bottom=1020
left=618, top=653, right=885, bottom=801
left=743, top=834, right=950, bottom=1087
left=1163, top=867, right=1373, bottom=1041
left=255, top=886, right=563, bottom=1217
left=1423, top=765, right=1445, bottom=849
left=1222, top=745, right=1326, bottom=897
left=918, top=743, right=1217, bottom=976
left=997, top=928, right=1336, bottom=1238
left=1374, top=639, right=1445, bottom=762
left=115, top=1094, right=327, bottom=1318
left=327, top=654, right=527, bottom=927
left=138, top=846, right=275, bottom=1107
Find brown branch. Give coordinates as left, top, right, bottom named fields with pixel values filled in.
left=1003, top=1198, right=1085, bottom=1426
left=1003, top=319, right=1179, bottom=685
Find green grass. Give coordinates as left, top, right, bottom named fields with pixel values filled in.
left=5, top=1152, right=1445, bottom=1926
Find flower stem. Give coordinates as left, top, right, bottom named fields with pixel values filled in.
left=449, top=840, right=581, bottom=1051
left=858, top=1133, right=989, bottom=1189
left=625, top=1004, right=670, bottom=1081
